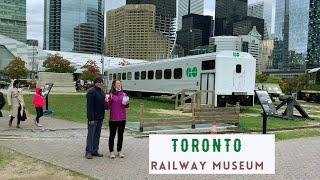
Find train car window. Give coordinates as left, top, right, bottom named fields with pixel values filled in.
left=141, top=71, right=146, bottom=80
left=134, top=71, right=139, bottom=80
left=236, top=64, right=242, bottom=73
left=148, top=70, right=154, bottom=80
left=156, top=70, right=162, bottom=79
left=117, top=73, right=121, bottom=80
left=122, top=72, right=126, bottom=80
left=174, top=68, right=182, bottom=79
left=113, top=73, right=116, bottom=80
left=127, top=72, right=132, bottom=80
left=109, top=74, right=112, bottom=80
left=164, top=69, right=172, bottom=79
left=202, top=60, right=215, bottom=70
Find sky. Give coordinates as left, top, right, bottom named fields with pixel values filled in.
left=27, top=0, right=272, bottom=48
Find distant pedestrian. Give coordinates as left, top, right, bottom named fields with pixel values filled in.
left=32, top=87, right=45, bottom=127
left=7, top=79, right=25, bottom=128
left=0, top=91, right=5, bottom=117
left=106, top=80, right=129, bottom=159
left=85, top=76, right=106, bottom=159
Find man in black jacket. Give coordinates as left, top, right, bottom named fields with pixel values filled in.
left=85, top=76, right=106, bottom=159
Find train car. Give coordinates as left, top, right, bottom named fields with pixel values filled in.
left=104, top=51, right=256, bottom=107
left=298, top=67, right=320, bottom=102
left=255, top=83, right=283, bottom=99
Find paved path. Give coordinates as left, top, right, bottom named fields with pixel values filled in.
left=0, top=114, right=319, bottom=180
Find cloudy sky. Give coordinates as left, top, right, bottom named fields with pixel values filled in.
left=27, top=0, right=271, bottom=48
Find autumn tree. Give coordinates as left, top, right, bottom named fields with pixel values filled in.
left=284, top=74, right=308, bottom=94
left=43, top=54, right=76, bottom=73
left=81, top=60, right=100, bottom=81
left=4, top=57, right=29, bottom=79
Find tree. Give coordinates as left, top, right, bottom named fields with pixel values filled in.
left=81, top=60, right=100, bottom=81
left=256, top=73, right=269, bottom=83
left=43, top=54, right=76, bottom=73
left=4, top=57, right=29, bottom=79
left=284, top=75, right=308, bottom=94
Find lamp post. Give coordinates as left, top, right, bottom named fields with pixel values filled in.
left=100, top=46, right=106, bottom=91
left=32, top=43, right=35, bottom=79
left=31, top=42, right=38, bottom=80
left=100, top=54, right=104, bottom=76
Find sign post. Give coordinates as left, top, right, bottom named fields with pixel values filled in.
left=41, top=83, right=54, bottom=115
left=255, top=90, right=277, bottom=134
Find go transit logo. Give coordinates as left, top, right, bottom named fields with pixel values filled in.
left=186, top=67, right=198, bottom=77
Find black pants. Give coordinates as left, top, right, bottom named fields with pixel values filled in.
left=109, top=120, right=126, bottom=152
left=9, top=116, right=20, bottom=125
left=85, top=120, right=103, bottom=155
left=35, top=107, right=43, bottom=123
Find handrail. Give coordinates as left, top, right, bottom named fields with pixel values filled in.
left=170, top=89, right=197, bottom=99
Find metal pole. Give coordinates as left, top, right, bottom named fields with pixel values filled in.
left=263, top=113, right=267, bottom=134
left=32, top=44, right=35, bottom=80
left=101, top=55, right=104, bottom=76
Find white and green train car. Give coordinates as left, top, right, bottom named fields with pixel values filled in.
left=104, top=51, right=256, bottom=107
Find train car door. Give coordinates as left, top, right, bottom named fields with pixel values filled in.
left=200, top=73, right=215, bottom=105
left=233, top=64, right=245, bottom=92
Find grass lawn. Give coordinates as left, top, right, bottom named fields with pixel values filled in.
left=238, top=116, right=310, bottom=131
left=0, top=147, right=92, bottom=179
left=3, top=94, right=320, bottom=137
left=3, top=94, right=177, bottom=123
left=0, top=148, right=13, bottom=168
left=275, top=129, right=320, bottom=141
left=240, top=105, right=262, bottom=114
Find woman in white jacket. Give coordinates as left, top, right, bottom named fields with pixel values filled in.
left=7, top=79, right=25, bottom=128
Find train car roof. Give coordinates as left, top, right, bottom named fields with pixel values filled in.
left=105, top=51, right=255, bottom=70
left=308, top=67, right=320, bottom=74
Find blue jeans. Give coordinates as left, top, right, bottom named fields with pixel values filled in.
left=85, top=120, right=103, bottom=155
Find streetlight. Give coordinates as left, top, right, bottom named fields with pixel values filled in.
left=100, top=45, right=106, bottom=91
left=31, top=42, right=38, bottom=80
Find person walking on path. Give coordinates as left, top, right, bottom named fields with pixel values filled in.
left=106, top=80, right=129, bottom=159
left=7, top=79, right=25, bottom=128
left=85, top=76, right=106, bottom=159
left=32, top=87, right=45, bottom=127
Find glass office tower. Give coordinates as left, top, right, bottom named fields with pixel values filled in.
left=44, top=0, right=104, bottom=54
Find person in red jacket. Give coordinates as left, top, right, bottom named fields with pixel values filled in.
left=32, top=87, right=45, bottom=127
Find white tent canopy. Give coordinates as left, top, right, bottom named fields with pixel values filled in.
left=44, top=50, right=147, bottom=73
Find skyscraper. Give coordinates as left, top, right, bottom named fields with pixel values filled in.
left=248, top=0, right=273, bottom=40
left=106, top=4, right=170, bottom=60
left=0, top=0, right=26, bottom=42
left=126, top=0, right=176, bottom=53
left=209, top=35, right=260, bottom=71
left=307, top=0, right=320, bottom=68
left=215, top=0, right=248, bottom=36
left=273, top=0, right=317, bottom=69
left=44, top=0, right=104, bottom=54
left=233, top=16, right=264, bottom=40
left=177, top=0, right=204, bottom=31
left=176, top=14, right=214, bottom=56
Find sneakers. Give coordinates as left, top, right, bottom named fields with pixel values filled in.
left=85, top=153, right=93, bottom=159
left=92, top=153, right=103, bottom=157
left=117, top=152, right=125, bottom=158
left=109, top=152, right=116, bottom=159
left=36, top=123, right=43, bottom=127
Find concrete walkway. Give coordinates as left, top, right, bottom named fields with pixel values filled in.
left=0, top=113, right=319, bottom=180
